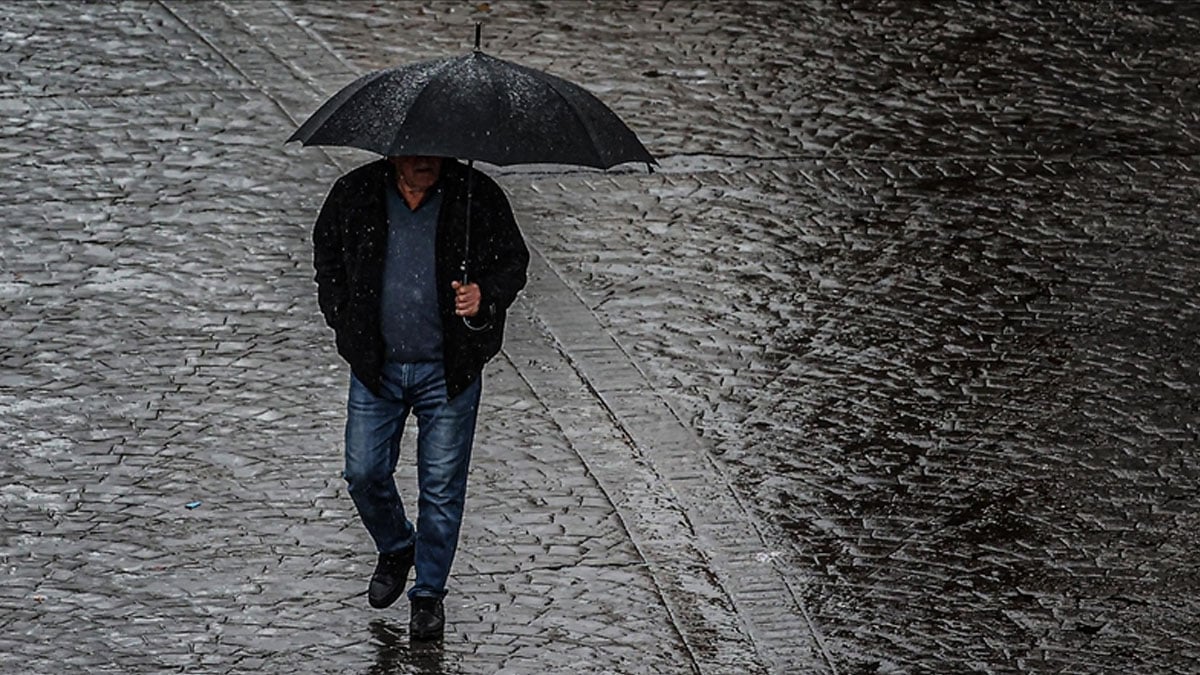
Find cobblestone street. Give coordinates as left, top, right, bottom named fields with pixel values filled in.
left=2, top=1, right=1199, bottom=673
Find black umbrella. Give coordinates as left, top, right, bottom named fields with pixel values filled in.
left=288, top=26, right=654, bottom=169
left=288, top=25, right=654, bottom=306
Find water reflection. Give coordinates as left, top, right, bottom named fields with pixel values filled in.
left=366, top=619, right=445, bottom=675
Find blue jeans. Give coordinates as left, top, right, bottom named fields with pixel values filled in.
left=344, top=361, right=481, bottom=599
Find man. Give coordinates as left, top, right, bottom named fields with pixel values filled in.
left=311, top=155, right=529, bottom=640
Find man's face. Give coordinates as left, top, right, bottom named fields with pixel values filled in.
left=392, top=155, right=443, bottom=191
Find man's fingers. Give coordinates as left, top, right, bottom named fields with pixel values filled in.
left=452, top=282, right=480, bottom=316
left=452, top=282, right=479, bottom=298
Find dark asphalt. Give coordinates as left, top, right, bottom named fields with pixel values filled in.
left=2, top=1, right=1199, bottom=673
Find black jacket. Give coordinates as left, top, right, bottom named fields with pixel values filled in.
left=312, top=159, right=529, bottom=398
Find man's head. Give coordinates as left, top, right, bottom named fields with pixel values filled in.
left=391, top=155, right=444, bottom=192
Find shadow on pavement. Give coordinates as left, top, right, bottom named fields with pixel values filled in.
left=367, top=619, right=446, bottom=675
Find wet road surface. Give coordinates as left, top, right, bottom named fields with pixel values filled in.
left=2, top=1, right=1199, bottom=673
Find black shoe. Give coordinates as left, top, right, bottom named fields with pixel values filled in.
left=409, top=596, right=445, bottom=641
left=368, top=547, right=413, bottom=609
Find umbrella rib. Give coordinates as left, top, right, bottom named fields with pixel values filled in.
left=536, top=75, right=609, bottom=169
left=288, top=68, right=391, bottom=144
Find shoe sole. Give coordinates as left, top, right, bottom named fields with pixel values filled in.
left=368, top=586, right=405, bottom=609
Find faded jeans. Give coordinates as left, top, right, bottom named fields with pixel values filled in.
left=344, top=361, right=481, bottom=599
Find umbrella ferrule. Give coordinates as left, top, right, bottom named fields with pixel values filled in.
left=474, top=23, right=482, bottom=52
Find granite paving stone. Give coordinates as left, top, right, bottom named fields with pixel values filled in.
left=4, top=0, right=1200, bottom=673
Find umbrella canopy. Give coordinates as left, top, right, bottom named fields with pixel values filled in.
left=287, top=44, right=655, bottom=170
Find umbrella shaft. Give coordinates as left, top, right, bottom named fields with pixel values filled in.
left=462, top=159, right=474, bottom=285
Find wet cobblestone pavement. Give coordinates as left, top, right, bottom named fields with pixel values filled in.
left=3, top=1, right=1199, bottom=673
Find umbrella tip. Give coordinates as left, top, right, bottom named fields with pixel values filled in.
left=474, top=22, right=482, bottom=52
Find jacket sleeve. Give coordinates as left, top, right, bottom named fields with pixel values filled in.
left=472, top=178, right=530, bottom=318
left=312, top=178, right=349, bottom=328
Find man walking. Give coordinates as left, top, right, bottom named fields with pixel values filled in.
left=311, top=155, right=529, bottom=640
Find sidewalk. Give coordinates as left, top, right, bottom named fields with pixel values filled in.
left=0, top=2, right=815, bottom=672
left=7, top=1, right=1200, bottom=673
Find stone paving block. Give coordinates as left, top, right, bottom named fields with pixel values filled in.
left=1, top=6, right=714, bottom=675
left=5, top=0, right=1200, bottom=672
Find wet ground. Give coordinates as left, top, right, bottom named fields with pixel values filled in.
left=2, top=1, right=1199, bottom=673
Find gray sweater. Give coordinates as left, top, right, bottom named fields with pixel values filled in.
left=379, top=183, right=444, bottom=363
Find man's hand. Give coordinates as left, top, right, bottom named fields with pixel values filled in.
left=451, top=281, right=481, bottom=317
